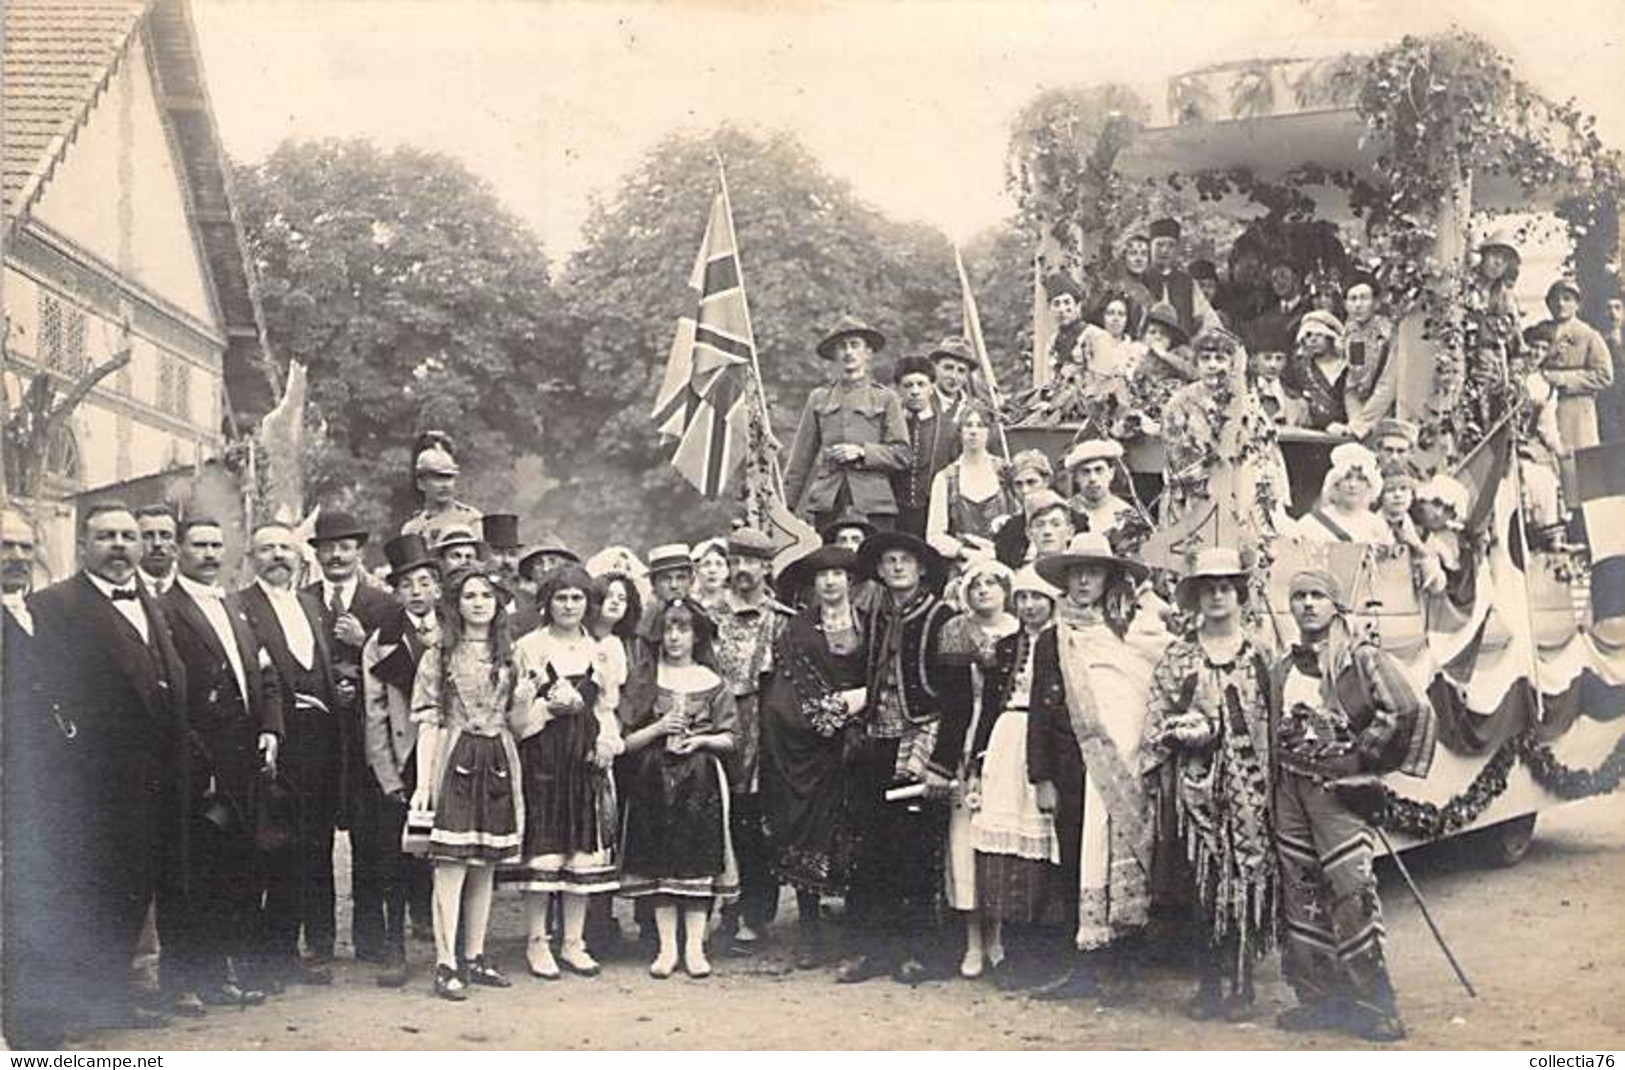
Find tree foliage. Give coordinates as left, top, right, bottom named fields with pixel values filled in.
left=232, top=140, right=561, bottom=533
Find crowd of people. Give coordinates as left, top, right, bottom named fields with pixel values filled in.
left=2, top=210, right=1621, bottom=1053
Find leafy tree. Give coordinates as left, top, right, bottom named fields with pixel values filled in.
left=232, top=139, right=561, bottom=534
left=549, top=125, right=959, bottom=550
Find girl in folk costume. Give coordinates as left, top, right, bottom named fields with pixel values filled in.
left=926, top=403, right=1020, bottom=566
left=691, top=539, right=731, bottom=613
left=967, top=566, right=1062, bottom=973
left=1027, top=534, right=1171, bottom=1002
left=1141, top=550, right=1277, bottom=1021
left=408, top=566, right=525, bottom=1001
left=1293, top=443, right=1391, bottom=545
left=937, top=559, right=1019, bottom=979
left=508, top=565, right=625, bottom=979
left=761, top=546, right=868, bottom=968
left=616, top=598, right=738, bottom=979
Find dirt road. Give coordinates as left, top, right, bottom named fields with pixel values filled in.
left=78, top=793, right=1625, bottom=1050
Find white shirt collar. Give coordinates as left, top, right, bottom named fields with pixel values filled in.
left=177, top=573, right=226, bottom=601
left=87, top=571, right=140, bottom=600
left=322, top=574, right=358, bottom=604
left=256, top=576, right=299, bottom=602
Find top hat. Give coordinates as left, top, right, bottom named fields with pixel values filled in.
left=1142, top=301, right=1188, bottom=347
left=1173, top=547, right=1251, bottom=613
left=1034, top=532, right=1147, bottom=589
left=383, top=533, right=440, bottom=583
left=817, top=315, right=887, bottom=360
left=928, top=336, right=977, bottom=369
left=482, top=513, right=521, bottom=550
left=855, top=530, right=948, bottom=592
left=820, top=507, right=876, bottom=545
left=310, top=509, right=369, bottom=546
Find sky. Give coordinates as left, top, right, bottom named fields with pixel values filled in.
left=193, top=0, right=1625, bottom=264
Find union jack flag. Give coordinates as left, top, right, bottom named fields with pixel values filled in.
left=651, top=188, right=758, bottom=497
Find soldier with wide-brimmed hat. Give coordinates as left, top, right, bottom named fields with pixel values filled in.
left=784, top=315, right=911, bottom=532
left=1541, top=277, right=1614, bottom=450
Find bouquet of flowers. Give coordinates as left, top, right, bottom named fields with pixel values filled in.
left=804, top=692, right=853, bottom=738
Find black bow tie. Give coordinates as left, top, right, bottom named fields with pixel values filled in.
left=110, top=587, right=139, bottom=602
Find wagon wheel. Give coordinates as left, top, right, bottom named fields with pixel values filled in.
left=1477, top=813, right=1538, bottom=867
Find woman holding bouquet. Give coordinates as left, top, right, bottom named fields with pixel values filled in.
left=617, top=598, right=738, bottom=978
left=761, top=545, right=868, bottom=968
left=508, top=565, right=625, bottom=979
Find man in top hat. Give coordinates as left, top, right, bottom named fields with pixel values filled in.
left=890, top=354, right=962, bottom=540
left=1271, top=569, right=1435, bottom=1042
left=158, top=517, right=282, bottom=1011
left=1540, top=278, right=1613, bottom=451
left=362, top=533, right=442, bottom=986
left=434, top=524, right=483, bottom=572
left=708, top=529, right=795, bottom=953
left=1046, top=273, right=1090, bottom=370
left=1063, top=439, right=1142, bottom=555
left=482, top=514, right=523, bottom=579
left=784, top=315, right=911, bottom=532
left=930, top=337, right=979, bottom=425
left=400, top=445, right=482, bottom=547
left=304, top=509, right=397, bottom=964
left=1026, top=533, right=1164, bottom=1002
left=136, top=503, right=180, bottom=595
left=20, top=502, right=189, bottom=1036
left=839, top=531, right=973, bottom=985
left=239, top=521, right=340, bottom=987
left=1144, top=217, right=1220, bottom=337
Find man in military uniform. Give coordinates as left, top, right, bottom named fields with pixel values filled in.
left=400, top=445, right=481, bottom=546
left=708, top=529, right=795, bottom=954
left=784, top=315, right=911, bottom=532
left=890, top=354, right=961, bottom=540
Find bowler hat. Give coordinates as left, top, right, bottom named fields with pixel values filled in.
left=1034, top=532, right=1147, bottom=588
left=856, top=530, right=948, bottom=592
left=892, top=353, right=937, bottom=385
left=817, top=315, right=887, bottom=360
left=1142, top=301, right=1188, bottom=347
left=819, top=507, right=875, bottom=545
left=310, top=509, right=369, bottom=546
left=383, top=533, right=440, bottom=583
left=1173, top=547, right=1251, bottom=613
left=482, top=513, right=521, bottom=550
left=928, top=337, right=976, bottom=369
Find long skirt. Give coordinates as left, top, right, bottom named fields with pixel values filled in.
left=971, top=712, right=1060, bottom=922
left=618, top=747, right=738, bottom=901
left=761, top=703, right=855, bottom=896
left=428, top=729, right=524, bottom=866
left=502, top=715, right=617, bottom=894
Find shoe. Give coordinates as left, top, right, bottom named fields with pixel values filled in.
left=834, top=954, right=891, bottom=985
left=559, top=944, right=601, bottom=977
left=959, top=947, right=985, bottom=979
left=463, top=955, right=511, bottom=988
left=168, top=990, right=208, bottom=1018
left=1033, top=966, right=1102, bottom=1002
left=1347, top=1006, right=1407, bottom=1043
left=684, top=948, right=713, bottom=979
left=893, top=957, right=931, bottom=986
left=527, top=939, right=560, bottom=981
left=198, top=983, right=267, bottom=1008
left=649, top=951, right=678, bottom=979
left=433, top=964, right=467, bottom=1002
left=1276, top=1001, right=1346, bottom=1033
left=1223, top=991, right=1257, bottom=1023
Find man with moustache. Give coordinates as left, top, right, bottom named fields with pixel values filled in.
left=158, top=519, right=282, bottom=1010
left=362, top=534, right=442, bottom=986
left=304, top=510, right=397, bottom=964
left=20, top=502, right=188, bottom=1036
left=136, top=504, right=180, bottom=595
left=890, top=354, right=961, bottom=540
left=784, top=315, right=912, bottom=532
left=239, top=522, right=340, bottom=986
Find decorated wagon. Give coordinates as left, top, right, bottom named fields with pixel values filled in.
left=1002, top=36, right=1625, bottom=862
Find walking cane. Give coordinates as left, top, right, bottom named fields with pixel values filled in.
left=1371, top=825, right=1478, bottom=998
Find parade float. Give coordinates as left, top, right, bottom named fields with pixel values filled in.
left=1003, top=34, right=1625, bottom=862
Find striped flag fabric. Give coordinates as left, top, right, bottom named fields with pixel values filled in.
left=651, top=189, right=757, bottom=497
left=1576, top=440, right=1625, bottom=564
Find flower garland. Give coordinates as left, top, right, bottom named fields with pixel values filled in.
left=1379, top=727, right=1625, bottom=840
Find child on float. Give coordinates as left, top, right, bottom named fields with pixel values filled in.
left=1513, top=322, right=1570, bottom=548
left=408, top=566, right=525, bottom=1001
left=1415, top=474, right=1471, bottom=594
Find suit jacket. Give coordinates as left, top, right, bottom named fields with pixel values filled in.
left=891, top=408, right=960, bottom=512
left=304, top=578, right=398, bottom=696
left=783, top=378, right=911, bottom=517
left=238, top=582, right=344, bottom=804
left=26, top=573, right=190, bottom=883
left=362, top=607, right=437, bottom=796
left=163, top=583, right=284, bottom=802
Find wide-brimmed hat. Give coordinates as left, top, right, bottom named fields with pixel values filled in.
left=434, top=524, right=482, bottom=554
left=817, top=315, right=887, bottom=360
left=647, top=543, right=695, bottom=576
left=1142, top=301, right=1188, bottom=346
left=519, top=533, right=580, bottom=573
left=928, top=336, right=976, bottom=370
left=481, top=513, right=521, bottom=550
left=774, top=544, right=860, bottom=602
left=310, top=508, right=369, bottom=546
left=383, top=533, right=440, bottom=583
left=1035, top=532, right=1147, bottom=588
left=819, top=507, right=876, bottom=545
left=1174, top=547, right=1251, bottom=613
left=414, top=446, right=459, bottom=476
left=856, top=530, right=948, bottom=591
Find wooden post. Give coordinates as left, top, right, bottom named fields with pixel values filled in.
left=1394, top=158, right=1472, bottom=448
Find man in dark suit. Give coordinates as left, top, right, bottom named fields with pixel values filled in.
left=889, top=354, right=960, bottom=539
left=239, top=521, right=339, bottom=986
left=303, top=509, right=396, bottom=963
left=159, top=518, right=283, bottom=1010
left=19, top=502, right=188, bottom=1036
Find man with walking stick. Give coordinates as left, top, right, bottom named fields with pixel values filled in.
left=1270, top=569, right=1437, bottom=1042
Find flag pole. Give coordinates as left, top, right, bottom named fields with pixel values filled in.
left=712, top=152, right=787, bottom=505
left=953, top=244, right=1012, bottom=462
